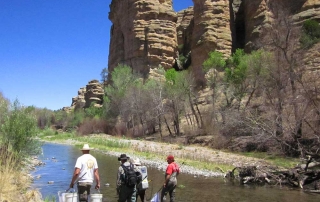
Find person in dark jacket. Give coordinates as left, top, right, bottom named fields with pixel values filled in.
left=116, top=154, right=141, bottom=202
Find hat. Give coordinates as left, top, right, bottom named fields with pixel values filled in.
left=81, top=144, right=91, bottom=150
left=132, top=158, right=141, bottom=166
left=167, top=155, right=174, bottom=161
left=118, top=154, right=129, bottom=161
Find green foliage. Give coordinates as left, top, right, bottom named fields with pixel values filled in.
left=202, top=51, right=226, bottom=73
left=165, top=68, right=178, bottom=84
left=225, top=50, right=247, bottom=85
left=85, top=103, right=103, bottom=119
left=104, top=64, right=138, bottom=120
left=300, top=19, right=320, bottom=48
left=0, top=100, right=41, bottom=160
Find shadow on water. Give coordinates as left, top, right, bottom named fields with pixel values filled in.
left=32, top=143, right=320, bottom=202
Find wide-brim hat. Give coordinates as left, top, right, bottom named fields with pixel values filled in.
left=118, top=154, right=129, bottom=161
left=81, top=144, right=91, bottom=150
left=132, top=158, right=141, bottom=166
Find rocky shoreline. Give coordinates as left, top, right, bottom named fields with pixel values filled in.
left=42, top=134, right=276, bottom=178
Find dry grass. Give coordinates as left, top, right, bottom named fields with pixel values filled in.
left=0, top=151, right=42, bottom=202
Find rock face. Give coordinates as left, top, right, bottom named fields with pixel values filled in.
left=65, top=0, right=320, bottom=110
left=108, top=0, right=178, bottom=76
left=241, top=0, right=320, bottom=51
left=107, top=0, right=320, bottom=76
left=64, top=80, right=104, bottom=112
left=176, top=7, right=194, bottom=56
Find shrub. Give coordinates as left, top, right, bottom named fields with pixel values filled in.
left=0, top=100, right=41, bottom=160
left=77, top=118, right=111, bottom=136
left=300, top=19, right=320, bottom=48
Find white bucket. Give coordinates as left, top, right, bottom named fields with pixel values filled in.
left=58, top=191, right=78, bottom=202
left=90, top=194, right=103, bottom=202
left=65, top=193, right=78, bottom=202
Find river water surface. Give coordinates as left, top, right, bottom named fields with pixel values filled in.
left=32, top=143, right=320, bottom=202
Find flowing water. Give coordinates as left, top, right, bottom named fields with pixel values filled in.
left=32, top=143, right=320, bottom=202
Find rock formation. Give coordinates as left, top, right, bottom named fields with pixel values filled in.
left=108, top=0, right=178, bottom=77
left=107, top=0, right=320, bottom=77
left=66, top=0, right=320, bottom=110
left=63, top=80, right=103, bottom=112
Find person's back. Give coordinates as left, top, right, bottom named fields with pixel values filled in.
left=132, top=158, right=148, bottom=202
left=117, top=154, right=141, bottom=202
left=76, top=153, right=97, bottom=183
left=69, top=144, right=100, bottom=202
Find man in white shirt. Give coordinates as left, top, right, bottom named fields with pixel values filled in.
left=69, top=144, right=100, bottom=202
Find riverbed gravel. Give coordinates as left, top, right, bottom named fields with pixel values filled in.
left=54, top=134, right=274, bottom=178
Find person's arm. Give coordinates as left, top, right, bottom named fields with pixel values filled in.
left=116, top=167, right=122, bottom=195
left=94, top=168, right=100, bottom=189
left=69, top=168, right=80, bottom=188
left=163, top=173, right=172, bottom=188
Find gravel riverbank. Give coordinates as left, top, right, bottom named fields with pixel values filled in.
left=43, top=134, right=275, bottom=178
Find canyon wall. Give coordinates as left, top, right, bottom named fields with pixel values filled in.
left=66, top=0, right=320, bottom=110
left=108, top=0, right=320, bottom=74
left=108, top=0, right=178, bottom=77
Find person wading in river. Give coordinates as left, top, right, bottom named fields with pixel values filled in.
left=131, top=158, right=148, bottom=202
left=161, top=155, right=180, bottom=202
left=116, top=154, right=142, bottom=202
left=69, top=144, right=100, bottom=202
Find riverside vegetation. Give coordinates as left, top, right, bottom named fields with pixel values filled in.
left=1, top=17, right=320, bottom=201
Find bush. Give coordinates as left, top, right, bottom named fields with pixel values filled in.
left=300, top=19, right=320, bottom=48
left=77, top=118, right=111, bottom=136
left=0, top=100, right=41, bottom=160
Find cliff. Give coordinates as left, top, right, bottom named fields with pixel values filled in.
left=67, top=0, right=320, bottom=110
left=108, top=0, right=320, bottom=72
left=108, top=0, right=178, bottom=77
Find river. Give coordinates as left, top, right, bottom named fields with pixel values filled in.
left=31, top=143, right=320, bottom=202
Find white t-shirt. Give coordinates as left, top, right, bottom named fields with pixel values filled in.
left=75, top=154, right=98, bottom=183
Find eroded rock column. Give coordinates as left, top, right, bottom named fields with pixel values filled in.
left=108, top=0, right=178, bottom=76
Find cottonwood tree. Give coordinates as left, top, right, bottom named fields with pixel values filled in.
left=164, top=69, right=190, bottom=136
left=104, top=64, right=137, bottom=123
left=143, top=72, right=166, bottom=138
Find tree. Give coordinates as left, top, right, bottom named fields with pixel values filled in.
left=100, top=67, right=109, bottom=87
left=245, top=2, right=320, bottom=156
left=164, top=69, right=190, bottom=136
left=104, top=64, right=137, bottom=121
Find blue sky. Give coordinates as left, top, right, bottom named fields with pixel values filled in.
left=0, top=0, right=193, bottom=111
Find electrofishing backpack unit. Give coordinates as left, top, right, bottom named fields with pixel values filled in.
left=121, top=163, right=138, bottom=188
left=138, top=165, right=149, bottom=190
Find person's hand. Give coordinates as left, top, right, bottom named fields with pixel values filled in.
left=163, top=183, right=166, bottom=188
left=69, top=183, right=74, bottom=189
left=95, top=183, right=100, bottom=189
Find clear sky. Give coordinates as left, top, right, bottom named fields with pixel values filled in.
left=0, top=0, right=193, bottom=111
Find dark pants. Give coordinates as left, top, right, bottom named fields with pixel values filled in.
left=161, top=184, right=176, bottom=202
left=77, top=183, right=92, bottom=202
left=118, top=185, right=136, bottom=202
left=136, top=189, right=146, bottom=202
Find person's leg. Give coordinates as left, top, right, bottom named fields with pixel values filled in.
left=160, top=186, right=168, bottom=202
left=78, top=184, right=91, bottom=202
left=140, top=190, right=146, bottom=202
left=168, top=186, right=176, bottom=202
left=118, top=186, right=128, bottom=202
left=129, top=187, right=137, bottom=202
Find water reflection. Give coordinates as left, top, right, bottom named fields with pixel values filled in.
left=32, top=143, right=320, bottom=202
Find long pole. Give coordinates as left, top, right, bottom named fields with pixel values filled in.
left=66, top=172, right=87, bottom=192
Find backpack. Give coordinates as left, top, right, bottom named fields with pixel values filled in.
left=121, top=163, right=138, bottom=188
